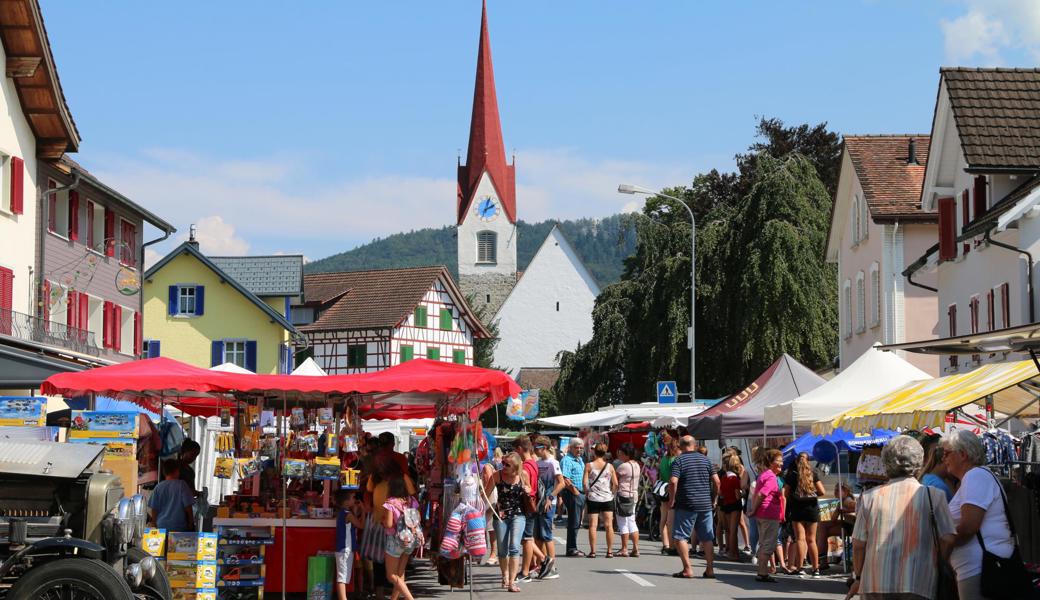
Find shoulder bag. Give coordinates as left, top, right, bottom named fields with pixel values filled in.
left=615, top=461, right=637, bottom=517
left=925, top=485, right=960, bottom=600
left=520, top=468, right=538, bottom=515
left=977, top=471, right=1031, bottom=599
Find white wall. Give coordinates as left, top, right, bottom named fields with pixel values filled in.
left=0, top=39, right=39, bottom=315
left=457, top=171, right=517, bottom=277
left=494, top=227, right=599, bottom=375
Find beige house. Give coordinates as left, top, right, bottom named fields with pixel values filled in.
left=827, top=135, right=939, bottom=375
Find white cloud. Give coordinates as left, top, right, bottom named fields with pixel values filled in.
left=941, top=1, right=1040, bottom=64
left=91, top=147, right=689, bottom=261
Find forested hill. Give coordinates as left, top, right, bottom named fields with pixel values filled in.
left=305, top=215, right=636, bottom=286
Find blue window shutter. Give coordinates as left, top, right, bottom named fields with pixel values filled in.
left=245, top=341, right=257, bottom=372
left=211, top=340, right=224, bottom=366
left=148, top=340, right=160, bottom=358
left=168, top=286, right=178, bottom=315
left=195, top=286, right=205, bottom=315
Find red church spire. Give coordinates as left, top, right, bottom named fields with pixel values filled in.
left=458, top=0, right=516, bottom=224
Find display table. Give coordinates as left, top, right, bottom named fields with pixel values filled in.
left=213, top=517, right=336, bottom=594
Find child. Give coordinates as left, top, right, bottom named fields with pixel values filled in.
left=336, top=491, right=363, bottom=600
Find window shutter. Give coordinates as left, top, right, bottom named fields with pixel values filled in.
left=78, top=294, right=87, bottom=340
left=102, top=301, right=112, bottom=348
left=987, top=290, right=995, bottom=331
left=47, top=181, right=56, bottom=233
left=961, top=190, right=971, bottom=255
left=970, top=298, right=979, bottom=334
left=68, top=190, right=79, bottom=241
left=427, top=347, right=440, bottom=361
left=0, top=267, right=12, bottom=312
left=148, top=340, right=161, bottom=358
left=453, top=349, right=466, bottom=364
left=113, top=305, right=122, bottom=352
left=8, top=156, right=22, bottom=214
left=400, top=345, right=413, bottom=362
left=414, top=306, right=427, bottom=328
left=973, top=176, right=987, bottom=218
left=195, top=286, right=205, bottom=315
left=211, top=341, right=224, bottom=367
left=938, top=197, right=956, bottom=261
left=134, top=312, right=142, bottom=356
left=85, top=201, right=94, bottom=249
left=168, top=286, right=178, bottom=316
left=948, top=304, right=957, bottom=337
left=245, top=341, right=257, bottom=372
left=66, top=290, right=77, bottom=329
left=104, top=208, right=115, bottom=257
left=1001, top=282, right=1011, bottom=328
left=440, top=308, right=452, bottom=330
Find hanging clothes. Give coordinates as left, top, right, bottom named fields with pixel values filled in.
left=982, top=429, right=1017, bottom=467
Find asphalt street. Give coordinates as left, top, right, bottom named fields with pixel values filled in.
left=409, top=524, right=852, bottom=600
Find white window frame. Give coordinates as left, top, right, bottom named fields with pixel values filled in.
left=843, top=279, right=852, bottom=339
left=851, top=197, right=860, bottom=245
left=855, top=271, right=866, bottom=334
left=223, top=339, right=248, bottom=369
left=48, top=280, right=66, bottom=327
left=0, top=153, right=10, bottom=214
left=88, top=201, right=105, bottom=255
left=869, top=262, right=881, bottom=328
left=119, top=306, right=134, bottom=355
left=177, top=285, right=197, bottom=316
left=50, top=186, right=70, bottom=240
left=87, top=295, right=103, bottom=341
left=860, top=195, right=870, bottom=240
left=476, top=230, right=497, bottom=264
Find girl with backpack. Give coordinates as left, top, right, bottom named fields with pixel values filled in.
left=382, top=476, right=422, bottom=600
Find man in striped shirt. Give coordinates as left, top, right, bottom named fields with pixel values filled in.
left=669, top=435, right=720, bottom=579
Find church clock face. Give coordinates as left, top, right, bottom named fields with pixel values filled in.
left=474, top=195, right=500, bottom=222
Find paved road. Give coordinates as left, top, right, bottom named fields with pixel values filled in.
left=410, top=525, right=851, bottom=600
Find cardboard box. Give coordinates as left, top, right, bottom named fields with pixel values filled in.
left=166, top=560, right=217, bottom=589
left=170, top=588, right=217, bottom=600
left=168, top=532, right=218, bottom=561
left=142, top=528, right=167, bottom=558
left=103, top=456, right=139, bottom=499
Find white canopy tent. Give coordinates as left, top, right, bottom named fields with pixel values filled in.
left=292, top=357, right=328, bottom=376
left=536, top=402, right=711, bottom=429
left=763, top=345, right=931, bottom=430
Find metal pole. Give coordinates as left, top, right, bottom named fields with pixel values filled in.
left=281, top=392, right=287, bottom=597
left=651, top=191, right=696, bottom=397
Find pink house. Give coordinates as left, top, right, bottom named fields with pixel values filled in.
left=826, top=135, right=939, bottom=375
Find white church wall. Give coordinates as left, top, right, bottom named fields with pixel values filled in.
left=494, top=227, right=600, bottom=376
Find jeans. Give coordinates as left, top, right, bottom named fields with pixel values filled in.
left=748, top=512, right=758, bottom=550
left=561, top=489, right=585, bottom=553
left=494, top=514, right=525, bottom=558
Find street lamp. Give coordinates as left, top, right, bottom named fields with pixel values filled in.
left=618, top=183, right=696, bottom=399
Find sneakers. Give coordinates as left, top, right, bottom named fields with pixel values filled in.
left=810, top=569, right=821, bottom=578
left=536, top=558, right=556, bottom=579
left=516, top=574, right=533, bottom=583
left=540, top=568, right=560, bottom=580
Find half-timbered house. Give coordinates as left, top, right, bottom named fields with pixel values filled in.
left=293, top=266, right=490, bottom=374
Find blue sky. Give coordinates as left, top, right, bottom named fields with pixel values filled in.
left=39, top=1, right=1040, bottom=263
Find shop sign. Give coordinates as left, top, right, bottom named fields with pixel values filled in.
left=69, top=410, right=138, bottom=439
left=115, top=266, right=141, bottom=296
left=0, top=397, right=46, bottom=426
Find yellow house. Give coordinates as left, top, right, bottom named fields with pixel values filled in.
left=142, top=240, right=302, bottom=373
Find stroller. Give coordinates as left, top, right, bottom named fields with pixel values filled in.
left=635, top=464, right=661, bottom=542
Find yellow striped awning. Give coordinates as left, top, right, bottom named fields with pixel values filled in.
left=812, top=359, right=1040, bottom=435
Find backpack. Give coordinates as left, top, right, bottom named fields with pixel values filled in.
left=394, top=499, right=424, bottom=547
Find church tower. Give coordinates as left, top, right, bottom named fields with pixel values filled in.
left=457, top=0, right=517, bottom=318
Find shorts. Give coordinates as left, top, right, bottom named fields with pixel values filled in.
left=536, top=507, right=556, bottom=541
left=617, top=513, right=638, bottom=535
left=586, top=499, right=614, bottom=514
left=385, top=533, right=418, bottom=558
left=788, top=499, right=820, bottom=523
left=755, top=518, right=780, bottom=557
left=672, top=508, right=714, bottom=543
left=523, top=512, right=536, bottom=541
left=336, top=549, right=353, bottom=584
left=719, top=501, right=742, bottom=514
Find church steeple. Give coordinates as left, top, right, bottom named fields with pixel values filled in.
left=457, top=0, right=516, bottom=225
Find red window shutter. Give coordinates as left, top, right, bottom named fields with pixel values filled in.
left=47, top=180, right=56, bottom=233
left=948, top=304, right=957, bottom=337
left=104, top=208, right=115, bottom=257
left=9, top=156, right=22, bottom=214
left=1001, top=282, right=1011, bottom=328
left=987, top=290, right=995, bottom=331
left=113, top=305, right=122, bottom=352
left=85, top=201, right=94, bottom=249
left=66, top=290, right=77, bottom=329
left=0, top=267, right=12, bottom=312
left=973, top=176, right=987, bottom=218
left=68, top=190, right=79, bottom=241
left=970, top=297, right=979, bottom=334
left=938, top=197, right=956, bottom=261
left=134, top=311, right=142, bottom=356
left=962, top=190, right=971, bottom=254
left=78, top=293, right=88, bottom=342
left=102, top=301, right=112, bottom=348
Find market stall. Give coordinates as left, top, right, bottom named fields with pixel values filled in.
left=535, top=401, right=714, bottom=429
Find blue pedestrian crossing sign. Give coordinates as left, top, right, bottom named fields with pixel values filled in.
left=657, top=381, right=678, bottom=404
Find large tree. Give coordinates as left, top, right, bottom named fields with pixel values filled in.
left=552, top=118, right=839, bottom=412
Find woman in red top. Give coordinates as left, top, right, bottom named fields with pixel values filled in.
left=718, top=453, right=745, bottom=561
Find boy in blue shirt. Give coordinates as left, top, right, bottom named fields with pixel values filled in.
left=336, top=491, right=363, bottom=600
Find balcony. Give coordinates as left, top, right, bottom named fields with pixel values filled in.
left=0, top=308, right=100, bottom=357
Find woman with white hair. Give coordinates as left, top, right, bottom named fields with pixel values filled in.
left=850, top=435, right=955, bottom=599
left=941, top=429, right=1023, bottom=600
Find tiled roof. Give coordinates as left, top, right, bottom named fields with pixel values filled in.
left=844, top=135, right=933, bottom=220
left=517, top=368, right=560, bottom=391
left=942, top=68, right=1040, bottom=169
left=301, top=266, right=489, bottom=336
left=210, top=255, right=303, bottom=296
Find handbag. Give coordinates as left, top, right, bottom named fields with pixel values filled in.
left=616, top=495, right=636, bottom=517
left=977, top=471, right=1031, bottom=599
left=925, top=485, right=960, bottom=600
left=652, top=479, right=670, bottom=500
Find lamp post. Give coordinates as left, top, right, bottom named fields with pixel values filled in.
left=618, top=183, right=696, bottom=399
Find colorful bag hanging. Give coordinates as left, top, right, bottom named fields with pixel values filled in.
left=439, top=508, right=464, bottom=559
left=856, top=445, right=887, bottom=483
left=462, top=507, right=487, bottom=557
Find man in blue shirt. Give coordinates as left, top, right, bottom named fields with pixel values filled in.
left=669, top=435, right=719, bottom=579
left=559, top=438, right=586, bottom=557
left=148, top=459, right=194, bottom=532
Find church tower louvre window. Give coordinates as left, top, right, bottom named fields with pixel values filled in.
left=477, top=231, right=497, bottom=263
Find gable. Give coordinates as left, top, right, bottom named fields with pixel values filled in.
left=496, top=226, right=600, bottom=317
left=826, top=150, right=858, bottom=262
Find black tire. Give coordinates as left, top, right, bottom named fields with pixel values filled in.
left=8, top=557, right=134, bottom=600
left=126, top=546, right=172, bottom=600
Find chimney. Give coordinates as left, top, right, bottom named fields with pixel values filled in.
left=907, top=138, right=918, bottom=165
left=187, top=224, right=199, bottom=249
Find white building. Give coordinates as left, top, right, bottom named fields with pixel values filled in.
left=827, top=135, right=939, bottom=376
left=455, top=2, right=598, bottom=379
left=899, top=68, right=1040, bottom=371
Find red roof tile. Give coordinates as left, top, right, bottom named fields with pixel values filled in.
left=844, top=135, right=933, bottom=220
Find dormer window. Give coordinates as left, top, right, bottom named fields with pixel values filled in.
left=477, top=231, right=497, bottom=264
